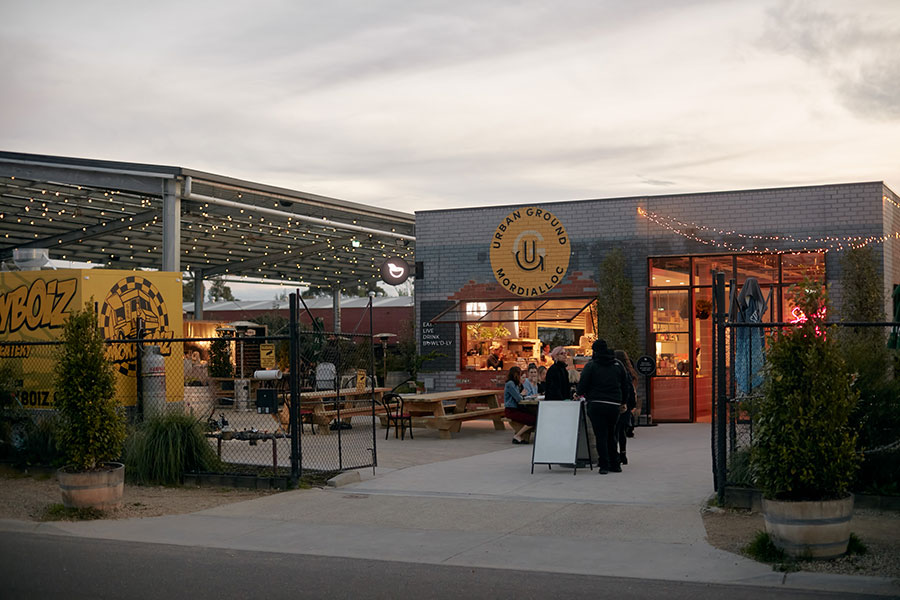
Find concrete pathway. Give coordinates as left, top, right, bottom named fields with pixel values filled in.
left=1, top=423, right=897, bottom=596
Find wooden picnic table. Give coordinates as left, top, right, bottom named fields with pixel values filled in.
left=398, top=389, right=506, bottom=439
left=274, top=387, right=391, bottom=433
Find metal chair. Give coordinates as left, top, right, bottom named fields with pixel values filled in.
left=381, top=392, right=413, bottom=440
left=315, top=362, right=336, bottom=391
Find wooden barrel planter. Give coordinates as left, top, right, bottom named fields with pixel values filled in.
left=58, top=462, right=125, bottom=510
left=762, top=494, right=854, bottom=559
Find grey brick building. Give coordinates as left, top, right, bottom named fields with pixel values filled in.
left=414, top=182, right=900, bottom=422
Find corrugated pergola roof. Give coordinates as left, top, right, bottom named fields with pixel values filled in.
left=0, top=151, right=415, bottom=292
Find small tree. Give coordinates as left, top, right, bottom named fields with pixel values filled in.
left=208, top=336, right=234, bottom=378
left=54, top=301, right=126, bottom=471
left=839, top=246, right=891, bottom=387
left=208, top=278, right=236, bottom=302
left=839, top=247, right=900, bottom=492
left=750, top=279, right=860, bottom=500
left=595, top=248, right=640, bottom=359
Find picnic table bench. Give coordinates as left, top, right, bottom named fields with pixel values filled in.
left=273, top=387, right=391, bottom=433
left=398, top=389, right=506, bottom=439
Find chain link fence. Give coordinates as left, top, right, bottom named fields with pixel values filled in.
left=711, top=273, right=900, bottom=503
left=0, top=294, right=379, bottom=483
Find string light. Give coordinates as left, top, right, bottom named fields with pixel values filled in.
left=637, top=206, right=900, bottom=253
left=0, top=177, right=414, bottom=288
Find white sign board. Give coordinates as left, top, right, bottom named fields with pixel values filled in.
left=531, top=401, right=591, bottom=472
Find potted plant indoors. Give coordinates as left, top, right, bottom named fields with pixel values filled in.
left=749, top=278, right=860, bottom=558
left=54, top=301, right=128, bottom=510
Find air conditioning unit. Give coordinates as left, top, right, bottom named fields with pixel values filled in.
left=12, top=248, right=50, bottom=271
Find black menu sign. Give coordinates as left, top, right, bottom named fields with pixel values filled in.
left=419, top=301, right=457, bottom=372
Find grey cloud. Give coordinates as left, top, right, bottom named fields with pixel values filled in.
left=761, top=0, right=900, bottom=119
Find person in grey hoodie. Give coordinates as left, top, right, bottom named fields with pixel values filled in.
left=577, top=339, right=631, bottom=474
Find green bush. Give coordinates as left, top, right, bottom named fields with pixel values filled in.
left=54, top=302, right=126, bottom=471
left=750, top=279, right=860, bottom=501
left=14, top=414, right=64, bottom=467
left=743, top=531, right=787, bottom=563
left=727, top=447, right=754, bottom=487
left=124, top=411, right=221, bottom=485
left=208, top=336, right=234, bottom=378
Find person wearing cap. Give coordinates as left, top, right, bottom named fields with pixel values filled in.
left=486, top=342, right=504, bottom=370
left=577, top=339, right=631, bottom=474
left=544, top=346, right=571, bottom=400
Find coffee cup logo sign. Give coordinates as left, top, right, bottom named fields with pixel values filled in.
left=490, top=207, right=570, bottom=297
left=380, top=257, right=410, bottom=285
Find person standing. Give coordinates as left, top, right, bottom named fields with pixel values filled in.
left=577, top=339, right=631, bottom=474
left=544, top=347, right=571, bottom=400
left=504, top=366, right=535, bottom=444
left=486, top=342, right=504, bottom=370
left=614, top=349, right=638, bottom=465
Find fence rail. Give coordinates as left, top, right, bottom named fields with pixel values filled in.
left=0, top=293, right=380, bottom=484
left=711, top=273, right=900, bottom=504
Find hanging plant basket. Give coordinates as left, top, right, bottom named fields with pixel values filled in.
left=695, top=299, right=712, bottom=320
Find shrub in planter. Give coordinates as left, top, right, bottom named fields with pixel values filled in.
left=749, top=279, right=860, bottom=558
left=124, top=411, right=221, bottom=485
left=54, top=302, right=127, bottom=509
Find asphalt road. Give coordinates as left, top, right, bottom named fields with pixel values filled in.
left=0, top=531, right=888, bottom=600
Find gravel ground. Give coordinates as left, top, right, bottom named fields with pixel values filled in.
left=2, top=468, right=898, bottom=579
left=701, top=505, right=900, bottom=578
left=0, top=468, right=278, bottom=521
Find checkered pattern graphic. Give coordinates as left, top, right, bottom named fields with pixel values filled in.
left=100, top=276, right=171, bottom=376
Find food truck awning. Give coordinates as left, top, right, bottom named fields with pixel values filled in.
left=430, top=297, right=595, bottom=324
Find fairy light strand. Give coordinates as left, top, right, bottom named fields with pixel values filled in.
left=637, top=207, right=900, bottom=253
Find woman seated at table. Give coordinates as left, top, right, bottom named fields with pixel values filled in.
left=522, top=363, right=540, bottom=397
left=504, top=366, right=536, bottom=444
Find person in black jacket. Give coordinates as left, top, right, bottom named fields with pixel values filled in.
left=576, top=339, right=631, bottom=474
left=544, top=346, right=571, bottom=400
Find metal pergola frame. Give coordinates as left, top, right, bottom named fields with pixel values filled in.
left=0, top=151, right=416, bottom=320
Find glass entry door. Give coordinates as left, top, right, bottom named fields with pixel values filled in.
left=649, top=289, right=691, bottom=421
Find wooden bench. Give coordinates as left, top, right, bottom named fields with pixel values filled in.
left=275, top=400, right=396, bottom=434
left=423, top=407, right=506, bottom=439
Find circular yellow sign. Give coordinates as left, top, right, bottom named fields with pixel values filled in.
left=490, top=207, right=570, bottom=297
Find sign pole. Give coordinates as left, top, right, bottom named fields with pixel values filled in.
left=635, top=355, right=657, bottom=427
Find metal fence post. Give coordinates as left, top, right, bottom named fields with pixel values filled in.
left=289, top=292, right=300, bottom=483
left=715, top=272, right=727, bottom=506
left=135, top=317, right=145, bottom=420
left=368, top=294, right=377, bottom=468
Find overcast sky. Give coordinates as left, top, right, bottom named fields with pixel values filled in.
left=3, top=0, right=899, bottom=219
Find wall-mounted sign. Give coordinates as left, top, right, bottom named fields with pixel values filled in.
left=380, top=257, right=410, bottom=285
left=636, top=355, right=656, bottom=376
left=259, top=343, right=276, bottom=369
left=490, top=207, right=570, bottom=297
left=419, top=301, right=457, bottom=372
left=0, top=269, right=182, bottom=409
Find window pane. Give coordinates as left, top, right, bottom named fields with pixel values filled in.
left=650, top=290, right=690, bottom=332
left=781, top=252, right=825, bottom=283
left=654, top=333, right=690, bottom=376
left=736, top=254, right=778, bottom=285
left=692, top=256, right=733, bottom=286
left=650, top=257, right=690, bottom=287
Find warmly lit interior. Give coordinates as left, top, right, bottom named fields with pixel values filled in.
left=432, top=298, right=596, bottom=371
left=649, top=251, right=825, bottom=422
